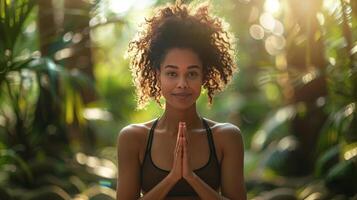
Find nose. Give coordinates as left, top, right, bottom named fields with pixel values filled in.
left=177, top=76, right=188, bottom=89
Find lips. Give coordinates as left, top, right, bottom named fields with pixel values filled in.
left=172, top=92, right=192, bottom=96
left=171, top=93, right=192, bottom=101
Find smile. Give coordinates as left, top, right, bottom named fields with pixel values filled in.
left=171, top=93, right=192, bottom=99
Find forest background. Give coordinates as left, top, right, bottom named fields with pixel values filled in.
left=0, top=0, right=356, bottom=199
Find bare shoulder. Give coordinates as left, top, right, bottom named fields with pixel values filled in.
left=204, top=118, right=241, bottom=136
left=203, top=118, right=244, bottom=150
left=117, top=119, right=157, bottom=148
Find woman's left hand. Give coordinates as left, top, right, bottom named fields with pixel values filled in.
left=181, top=122, right=196, bottom=180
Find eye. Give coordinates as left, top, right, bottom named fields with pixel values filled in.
left=188, top=71, right=199, bottom=77
left=166, top=71, right=177, bottom=77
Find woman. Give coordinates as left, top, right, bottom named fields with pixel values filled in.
left=117, top=1, right=246, bottom=200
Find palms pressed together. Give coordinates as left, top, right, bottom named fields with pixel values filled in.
left=169, top=122, right=196, bottom=182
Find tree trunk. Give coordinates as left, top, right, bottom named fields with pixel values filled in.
left=36, top=0, right=68, bottom=156
left=63, top=0, right=96, bottom=104
left=284, top=0, right=328, bottom=174
left=62, top=0, right=96, bottom=152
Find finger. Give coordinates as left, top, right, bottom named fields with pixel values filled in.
left=180, top=136, right=184, bottom=158
left=182, top=123, right=188, bottom=144
left=182, top=141, right=188, bottom=168
left=175, top=143, right=179, bottom=155
left=175, top=129, right=182, bottom=153
left=175, top=138, right=182, bottom=157
left=175, top=139, right=181, bottom=161
left=175, top=123, right=182, bottom=147
left=182, top=122, right=186, bottom=136
left=182, top=135, right=187, bottom=151
left=178, top=122, right=183, bottom=137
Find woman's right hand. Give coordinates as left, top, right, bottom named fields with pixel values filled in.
left=168, top=122, right=184, bottom=183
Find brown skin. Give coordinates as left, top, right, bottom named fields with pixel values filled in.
left=117, top=48, right=246, bottom=200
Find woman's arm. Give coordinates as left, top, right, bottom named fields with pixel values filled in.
left=184, top=124, right=246, bottom=200
left=139, top=175, right=177, bottom=200
left=116, top=126, right=142, bottom=200
left=116, top=124, right=183, bottom=200
left=219, top=124, right=246, bottom=200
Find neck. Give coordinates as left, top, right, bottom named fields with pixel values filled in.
left=157, top=103, right=202, bottom=136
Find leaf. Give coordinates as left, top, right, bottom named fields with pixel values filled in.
left=315, top=145, right=339, bottom=177
left=251, top=105, right=296, bottom=151
left=0, top=149, right=33, bottom=182
left=325, top=159, right=357, bottom=196
left=22, top=185, right=71, bottom=200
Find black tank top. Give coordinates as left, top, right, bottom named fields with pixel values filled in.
left=141, top=117, right=221, bottom=196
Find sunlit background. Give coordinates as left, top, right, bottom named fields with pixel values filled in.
left=0, top=0, right=356, bottom=199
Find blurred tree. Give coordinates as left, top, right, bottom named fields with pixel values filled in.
left=36, top=0, right=97, bottom=153
left=63, top=0, right=96, bottom=104
left=284, top=0, right=328, bottom=174
left=35, top=0, right=67, bottom=157
left=62, top=0, right=97, bottom=152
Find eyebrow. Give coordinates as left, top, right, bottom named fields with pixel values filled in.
left=164, top=65, right=201, bottom=69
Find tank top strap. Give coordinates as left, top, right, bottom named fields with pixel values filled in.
left=201, top=117, right=220, bottom=165
left=145, top=118, right=160, bottom=155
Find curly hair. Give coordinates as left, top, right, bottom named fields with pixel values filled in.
left=128, top=1, right=237, bottom=110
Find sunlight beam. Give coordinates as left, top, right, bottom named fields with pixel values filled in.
left=264, top=0, right=281, bottom=16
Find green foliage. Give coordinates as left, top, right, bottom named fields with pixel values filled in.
left=325, top=159, right=357, bottom=196
left=0, top=0, right=116, bottom=199
left=315, top=145, right=339, bottom=177
left=95, top=0, right=357, bottom=198
left=0, top=0, right=356, bottom=199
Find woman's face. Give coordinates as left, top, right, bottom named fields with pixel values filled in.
left=158, top=48, right=203, bottom=110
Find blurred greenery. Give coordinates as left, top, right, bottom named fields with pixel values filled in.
left=0, top=0, right=356, bottom=199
